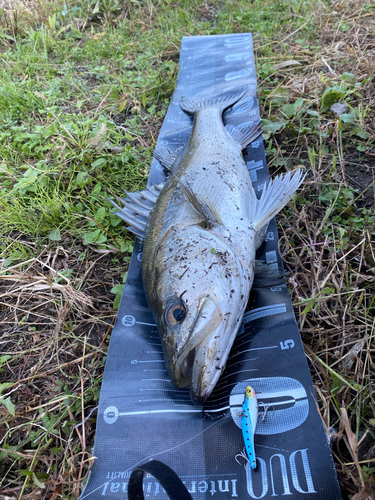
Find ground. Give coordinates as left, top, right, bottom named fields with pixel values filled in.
left=0, top=0, right=374, bottom=498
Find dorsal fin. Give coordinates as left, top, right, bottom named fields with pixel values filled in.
left=109, top=183, right=164, bottom=240
left=154, top=146, right=181, bottom=171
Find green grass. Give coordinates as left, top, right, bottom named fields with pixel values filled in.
left=0, top=0, right=374, bottom=497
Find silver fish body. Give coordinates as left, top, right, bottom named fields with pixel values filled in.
left=113, top=90, right=303, bottom=403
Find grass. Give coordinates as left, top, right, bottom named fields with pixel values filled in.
left=0, top=0, right=374, bottom=498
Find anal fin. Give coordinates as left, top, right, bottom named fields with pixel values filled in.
left=225, top=121, right=262, bottom=149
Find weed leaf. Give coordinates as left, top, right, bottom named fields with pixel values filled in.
left=49, top=229, right=61, bottom=241
left=340, top=110, right=356, bottom=123
left=320, top=88, right=345, bottom=112
left=0, top=383, right=13, bottom=395
left=2, top=397, right=15, bottom=416
left=261, top=119, right=286, bottom=135
left=111, top=284, right=124, bottom=309
left=32, top=473, right=46, bottom=489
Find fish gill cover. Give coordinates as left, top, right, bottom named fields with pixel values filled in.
left=80, top=34, right=342, bottom=500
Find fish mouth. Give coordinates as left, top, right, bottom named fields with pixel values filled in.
left=172, top=297, right=235, bottom=404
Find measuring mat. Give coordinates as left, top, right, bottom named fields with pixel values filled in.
left=80, top=33, right=342, bottom=500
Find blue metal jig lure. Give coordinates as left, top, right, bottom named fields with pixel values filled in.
left=241, top=386, right=258, bottom=469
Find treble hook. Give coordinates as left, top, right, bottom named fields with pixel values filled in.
left=235, top=447, right=250, bottom=470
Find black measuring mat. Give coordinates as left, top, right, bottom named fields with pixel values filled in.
left=80, top=33, right=342, bottom=500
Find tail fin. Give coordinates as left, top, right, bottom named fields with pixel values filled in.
left=180, top=88, right=249, bottom=114
left=252, top=170, right=305, bottom=231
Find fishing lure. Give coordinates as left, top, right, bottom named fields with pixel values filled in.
left=241, top=386, right=258, bottom=469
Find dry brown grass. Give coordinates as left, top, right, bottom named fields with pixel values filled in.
left=0, top=245, right=119, bottom=499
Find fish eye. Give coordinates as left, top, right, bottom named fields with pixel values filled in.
left=165, top=302, right=186, bottom=327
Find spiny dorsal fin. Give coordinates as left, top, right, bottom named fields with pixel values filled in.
left=225, top=121, right=262, bottom=150
left=109, top=183, right=164, bottom=240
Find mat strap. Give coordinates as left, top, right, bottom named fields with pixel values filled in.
left=128, top=460, right=193, bottom=500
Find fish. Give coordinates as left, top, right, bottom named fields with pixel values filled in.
left=241, top=386, right=258, bottom=469
left=111, top=89, right=304, bottom=403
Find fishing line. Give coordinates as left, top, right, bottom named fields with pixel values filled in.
left=79, top=414, right=231, bottom=499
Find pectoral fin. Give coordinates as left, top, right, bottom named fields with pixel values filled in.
left=176, top=174, right=222, bottom=228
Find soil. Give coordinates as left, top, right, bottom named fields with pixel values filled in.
left=344, top=153, right=375, bottom=207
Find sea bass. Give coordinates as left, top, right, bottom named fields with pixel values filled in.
left=112, top=90, right=303, bottom=403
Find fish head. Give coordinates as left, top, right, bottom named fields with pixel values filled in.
left=149, top=227, right=252, bottom=404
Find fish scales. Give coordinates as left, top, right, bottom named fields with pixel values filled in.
left=113, top=89, right=304, bottom=403
left=145, top=108, right=253, bottom=271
